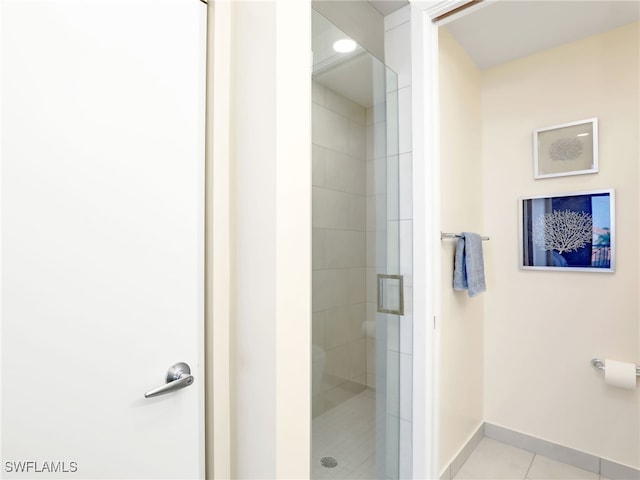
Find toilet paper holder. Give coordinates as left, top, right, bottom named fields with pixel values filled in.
left=591, top=358, right=640, bottom=377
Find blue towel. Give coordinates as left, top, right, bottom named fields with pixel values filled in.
left=453, top=232, right=486, bottom=297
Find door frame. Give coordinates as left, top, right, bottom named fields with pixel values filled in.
left=409, top=3, right=440, bottom=477
left=206, top=1, right=232, bottom=478
left=409, top=2, right=495, bottom=478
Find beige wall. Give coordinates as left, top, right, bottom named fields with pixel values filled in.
left=438, top=27, right=485, bottom=470
left=482, top=22, right=639, bottom=469
left=208, top=2, right=312, bottom=478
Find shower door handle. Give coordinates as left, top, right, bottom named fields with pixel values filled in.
left=377, top=274, right=404, bottom=315
left=144, top=362, right=194, bottom=398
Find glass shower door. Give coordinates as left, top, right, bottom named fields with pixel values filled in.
left=373, top=63, right=406, bottom=480
left=311, top=10, right=410, bottom=479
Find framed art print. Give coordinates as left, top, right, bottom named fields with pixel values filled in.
left=520, top=189, right=615, bottom=272
left=533, top=118, right=598, bottom=179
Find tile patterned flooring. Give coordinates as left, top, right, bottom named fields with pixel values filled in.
left=312, top=390, right=613, bottom=480
left=311, top=389, right=376, bottom=479
left=453, top=437, right=612, bottom=480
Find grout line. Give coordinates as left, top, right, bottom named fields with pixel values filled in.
left=524, top=453, right=536, bottom=480
left=310, top=103, right=368, bottom=128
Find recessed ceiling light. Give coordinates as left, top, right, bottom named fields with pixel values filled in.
left=333, top=38, right=357, bottom=53
left=577, top=133, right=590, bottom=137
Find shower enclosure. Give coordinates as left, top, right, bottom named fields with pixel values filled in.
left=311, top=10, right=409, bottom=479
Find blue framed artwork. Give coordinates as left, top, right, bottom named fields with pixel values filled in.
left=520, top=189, right=615, bottom=272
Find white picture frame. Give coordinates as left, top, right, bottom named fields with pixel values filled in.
left=533, top=118, right=598, bottom=179
left=519, top=189, right=615, bottom=273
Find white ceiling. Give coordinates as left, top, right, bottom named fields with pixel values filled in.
left=446, top=0, right=640, bottom=70
left=313, top=1, right=640, bottom=107
left=368, top=0, right=409, bottom=16
left=313, top=9, right=381, bottom=107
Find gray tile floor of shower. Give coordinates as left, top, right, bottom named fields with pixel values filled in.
left=312, top=389, right=376, bottom=479
left=453, top=437, right=613, bottom=480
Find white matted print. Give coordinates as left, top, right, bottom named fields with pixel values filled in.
left=519, top=189, right=615, bottom=272
left=533, top=118, right=598, bottom=179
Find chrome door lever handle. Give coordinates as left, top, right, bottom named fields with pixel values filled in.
left=144, top=362, right=194, bottom=398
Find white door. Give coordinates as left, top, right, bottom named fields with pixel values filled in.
left=1, top=0, right=206, bottom=478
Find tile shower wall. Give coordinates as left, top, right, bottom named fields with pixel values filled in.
left=312, top=81, right=369, bottom=417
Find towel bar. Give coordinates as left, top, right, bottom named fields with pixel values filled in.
left=591, top=358, right=640, bottom=377
left=441, top=232, right=490, bottom=241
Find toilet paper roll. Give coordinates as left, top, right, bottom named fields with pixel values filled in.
left=605, top=359, right=637, bottom=390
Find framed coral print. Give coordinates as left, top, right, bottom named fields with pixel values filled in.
left=534, top=118, right=598, bottom=179
left=519, top=189, right=615, bottom=272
